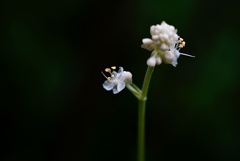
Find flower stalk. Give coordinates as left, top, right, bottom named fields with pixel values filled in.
left=137, top=66, right=154, bottom=161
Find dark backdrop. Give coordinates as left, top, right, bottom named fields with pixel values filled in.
left=1, top=0, right=240, bottom=161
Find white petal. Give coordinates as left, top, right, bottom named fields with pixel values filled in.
left=159, top=33, right=169, bottom=40
left=142, top=38, right=153, bottom=44
left=102, top=81, right=114, bottom=91
left=161, top=21, right=166, bottom=25
left=112, top=86, right=120, bottom=94
left=168, top=25, right=175, bottom=31
left=152, top=35, right=159, bottom=40
left=117, top=81, right=125, bottom=92
left=163, top=51, right=174, bottom=64
left=123, top=71, right=132, bottom=84
left=147, top=56, right=156, bottom=67
left=173, top=50, right=181, bottom=57
left=160, top=43, right=168, bottom=51
left=156, top=56, right=162, bottom=65
left=150, top=26, right=156, bottom=35
left=116, top=72, right=125, bottom=81
left=118, top=67, right=124, bottom=73
left=172, top=60, right=178, bottom=67
left=142, top=45, right=154, bottom=51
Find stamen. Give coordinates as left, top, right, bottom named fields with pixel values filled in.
left=178, top=37, right=183, bottom=42
left=101, top=72, right=108, bottom=79
left=105, top=68, right=111, bottom=73
left=177, top=37, right=186, bottom=49
left=180, top=53, right=195, bottom=58
left=102, top=66, right=117, bottom=81
left=179, top=44, right=184, bottom=48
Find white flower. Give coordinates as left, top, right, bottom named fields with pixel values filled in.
left=102, top=66, right=132, bottom=94
left=141, top=21, right=194, bottom=67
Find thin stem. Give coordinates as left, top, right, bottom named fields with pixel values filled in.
left=138, top=99, right=145, bottom=161
left=126, top=84, right=141, bottom=99
left=138, top=66, right=154, bottom=161
left=141, top=66, right=154, bottom=101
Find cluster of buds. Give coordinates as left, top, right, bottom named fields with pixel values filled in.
left=141, top=21, right=194, bottom=67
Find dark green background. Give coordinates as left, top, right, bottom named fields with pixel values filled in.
left=1, top=0, right=240, bottom=161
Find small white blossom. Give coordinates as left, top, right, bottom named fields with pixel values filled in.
left=141, top=21, right=194, bottom=67
left=102, top=66, right=132, bottom=94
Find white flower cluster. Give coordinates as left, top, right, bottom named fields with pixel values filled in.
left=141, top=21, right=194, bottom=67
left=102, top=66, right=132, bottom=94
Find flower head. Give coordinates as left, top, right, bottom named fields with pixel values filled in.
left=141, top=21, right=194, bottom=67
left=102, top=66, right=132, bottom=94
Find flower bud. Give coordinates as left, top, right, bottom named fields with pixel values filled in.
left=123, top=71, right=132, bottom=84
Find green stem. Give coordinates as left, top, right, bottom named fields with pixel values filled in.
left=126, top=83, right=141, bottom=99
left=138, top=66, right=154, bottom=161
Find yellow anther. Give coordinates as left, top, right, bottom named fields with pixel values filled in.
left=177, top=37, right=185, bottom=48
left=105, top=68, right=111, bottom=73
left=111, top=74, right=114, bottom=78
left=111, top=66, right=116, bottom=70
left=107, top=77, right=111, bottom=81
left=182, top=41, right=186, bottom=46
left=179, top=44, right=184, bottom=48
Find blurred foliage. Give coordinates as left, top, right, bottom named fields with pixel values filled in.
left=1, top=0, right=240, bottom=161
